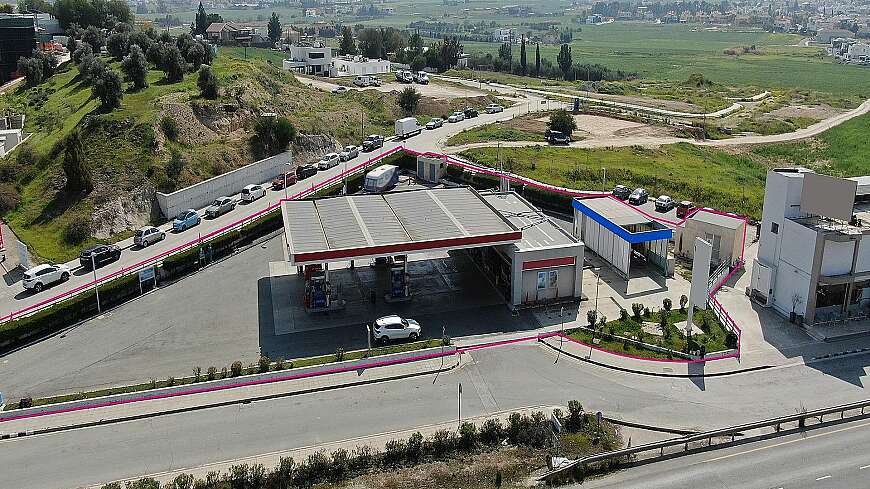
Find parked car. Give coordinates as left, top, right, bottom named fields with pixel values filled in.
left=361, top=134, right=384, bottom=152
left=463, top=107, right=479, bottom=118
left=79, top=244, right=122, bottom=269
left=22, top=263, right=70, bottom=292
left=240, top=184, right=266, bottom=203
left=317, top=153, right=340, bottom=170
left=296, top=164, right=318, bottom=180
left=414, top=71, right=429, bottom=84
left=485, top=103, right=504, bottom=114
left=354, top=75, right=374, bottom=87
left=206, top=196, right=236, bottom=218
left=173, top=209, right=201, bottom=232
left=448, top=111, right=465, bottom=123
left=612, top=185, right=631, bottom=200
left=655, top=195, right=675, bottom=212
left=676, top=200, right=696, bottom=219
left=331, top=86, right=347, bottom=94
left=628, top=188, right=649, bottom=205
left=339, top=145, right=359, bottom=161
left=372, top=315, right=422, bottom=343
left=272, top=171, right=298, bottom=189
left=545, top=129, right=571, bottom=145
left=134, top=226, right=165, bottom=248
left=425, top=118, right=444, bottom=130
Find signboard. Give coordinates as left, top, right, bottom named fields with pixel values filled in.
left=138, top=267, right=156, bottom=283
left=800, top=172, right=857, bottom=222
left=690, top=237, right=713, bottom=309
left=17, top=240, right=29, bottom=270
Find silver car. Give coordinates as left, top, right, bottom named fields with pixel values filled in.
left=318, top=153, right=340, bottom=170
left=426, top=118, right=444, bottom=130
left=448, top=111, right=465, bottom=123
left=372, top=315, right=422, bottom=343
left=206, top=196, right=236, bottom=218
left=339, top=145, right=359, bottom=161
left=134, top=226, right=166, bottom=247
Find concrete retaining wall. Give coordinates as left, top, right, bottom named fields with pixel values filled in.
left=0, top=346, right=456, bottom=421
left=156, top=151, right=292, bottom=219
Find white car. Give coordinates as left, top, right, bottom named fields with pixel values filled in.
left=240, top=184, right=266, bottom=203
left=426, top=118, right=444, bottom=130
left=485, top=103, right=504, bottom=114
left=317, top=153, right=340, bottom=170
left=372, top=315, right=422, bottom=342
left=23, top=263, right=71, bottom=292
left=448, top=111, right=465, bottom=123
left=134, top=226, right=165, bottom=247
left=339, top=145, right=359, bottom=161
left=331, top=86, right=347, bottom=94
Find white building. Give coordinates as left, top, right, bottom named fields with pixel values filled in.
left=332, top=55, right=390, bottom=76
left=750, top=168, right=870, bottom=325
left=282, top=43, right=332, bottom=75
left=494, top=28, right=512, bottom=42
left=847, top=42, right=870, bottom=63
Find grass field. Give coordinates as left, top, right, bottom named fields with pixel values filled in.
left=447, top=122, right=546, bottom=146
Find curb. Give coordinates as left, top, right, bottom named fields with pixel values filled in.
left=538, top=337, right=773, bottom=378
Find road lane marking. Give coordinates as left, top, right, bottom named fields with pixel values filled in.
left=860, top=465, right=870, bottom=470
left=816, top=475, right=831, bottom=481
left=699, top=420, right=870, bottom=464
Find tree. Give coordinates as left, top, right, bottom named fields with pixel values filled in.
left=498, top=42, right=511, bottom=65
left=185, top=41, right=205, bottom=70
left=146, top=42, right=166, bottom=69
left=548, top=109, right=576, bottom=135
left=194, top=1, right=208, bottom=36
left=679, top=294, right=688, bottom=313
left=252, top=116, right=296, bottom=158
left=534, top=43, right=541, bottom=77
left=0, top=4, right=15, bottom=13
left=163, top=45, right=185, bottom=82
left=397, top=86, right=421, bottom=114
left=410, top=54, right=426, bottom=72
left=16, top=56, right=42, bottom=85
left=267, top=12, right=282, bottom=44
left=31, top=49, right=58, bottom=79
left=438, top=36, right=462, bottom=71
left=54, top=0, right=131, bottom=29
left=519, top=37, right=527, bottom=75
left=557, top=44, right=572, bottom=80
left=338, top=26, right=357, bottom=55
left=197, top=65, right=218, bottom=99
left=408, top=31, right=423, bottom=57
left=175, top=33, right=196, bottom=59
left=92, top=66, right=123, bottom=110
left=121, top=44, right=148, bottom=90
left=106, top=31, right=128, bottom=60
left=199, top=40, right=213, bottom=66
left=72, top=42, right=93, bottom=66
left=357, top=28, right=384, bottom=59
left=127, top=30, right=153, bottom=54
left=82, top=25, right=104, bottom=52
left=62, top=129, right=93, bottom=192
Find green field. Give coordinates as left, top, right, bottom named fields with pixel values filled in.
left=447, top=123, right=546, bottom=146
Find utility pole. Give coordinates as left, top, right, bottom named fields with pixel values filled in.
left=458, top=383, right=463, bottom=427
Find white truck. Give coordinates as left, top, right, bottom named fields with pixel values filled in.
left=414, top=71, right=429, bottom=84
left=395, top=117, right=422, bottom=139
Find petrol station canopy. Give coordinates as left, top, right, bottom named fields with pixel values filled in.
left=282, top=187, right=523, bottom=266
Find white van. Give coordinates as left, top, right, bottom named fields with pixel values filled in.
left=364, top=165, right=399, bottom=193
left=354, top=75, right=372, bottom=87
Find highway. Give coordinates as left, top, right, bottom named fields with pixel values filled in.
left=578, top=419, right=870, bottom=489
left=1, top=343, right=869, bottom=489
left=0, top=86, right=553, bottom=321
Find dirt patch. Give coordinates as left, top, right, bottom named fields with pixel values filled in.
left=770, top=104, right=843, bottom=120
left=532, top=114, right=675, bottom=140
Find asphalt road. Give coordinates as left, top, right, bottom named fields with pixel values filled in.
left=1, top=344, right=869, bottom=489
left=0, top=85, right=551, bottom=319
left=578, top=418, right=870, bottom=489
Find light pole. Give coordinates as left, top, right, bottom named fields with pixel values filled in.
left=594, top=267, right=601, bottom=317
left=602, top=167, right=606, bottom=192
left=283, top=162, right=292, bottom=200
left=458, top=382, right=462, bottom=427
left=91, top=254, right=101, bottom=314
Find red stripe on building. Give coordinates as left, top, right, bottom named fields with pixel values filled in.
left=522, top=256, right=575, bottom=271
left=293, top=231, right=523, bottom=263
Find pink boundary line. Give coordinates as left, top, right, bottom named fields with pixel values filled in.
left=0, top=147, right=405, bottom=324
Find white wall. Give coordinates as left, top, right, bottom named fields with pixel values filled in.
left=771, top=259, right=811, bottom=317
left=578, top=212, right=629, bottom=277
left=855, top=239, right=870, bottom=273
left=156, top=151, right=291, bottom=219
left=779, top=218, right=817, bottom=273
left=820, top=239, right=855, bottom=276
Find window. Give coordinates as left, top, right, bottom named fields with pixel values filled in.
left=309, top=52, right=325, bottom=59
left=770, top=222, right=779, bottom=234
left=537, top=270, right=559, bottom=289
left=549, top=270, right=558, bottom=288
left=537, top=271, right=547, bottom=290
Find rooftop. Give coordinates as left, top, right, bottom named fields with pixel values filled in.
left=575, top=196, right=654, bottom=228
left=282, top=187, right=521, bottom=265
left=480, top=191, right=578, bottom=251
left=689, top=209, right=744, bottom=230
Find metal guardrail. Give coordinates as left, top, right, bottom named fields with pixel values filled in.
left=0, top=146, right=403, bottom=324
left=539, top=398, right=870, bottom=482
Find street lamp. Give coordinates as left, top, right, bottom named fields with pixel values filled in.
left=458, top=382, right=463, bottom=427
left=602, top=167, right=606, bottom=192
left=283, top=162, right=292, bottom=200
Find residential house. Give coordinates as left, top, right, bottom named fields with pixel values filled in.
left=205, top=22, right=254, bottom=43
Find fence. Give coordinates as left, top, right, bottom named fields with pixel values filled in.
left=155, top=151, right=292, bottom=219
left=0, top=146, right=403, bottom=327
left=539, top=398, right=870, bottom=483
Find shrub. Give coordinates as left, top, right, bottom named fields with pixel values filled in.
left=334, top=347, right=345, bottom=361
left=192, top=366, right=202, bottom=382
left=330, top=448, right=350, bottom=482
left=169, top=473, right=194, bottom=489
left=383, top=439, right=405, bottom=467
left=0, top=182, right=21, bottom=214
left=480, top=418, right=504, bottom=445
left=619, top=308, right=629, bottom=321
left=63, top=216, right=91, bottom=244
left=160, top=116, right=179, bottom=141
left=406, top=431, right=424, bottom=463
left=565, top=400, right=585, bottom=433
left=679, top=294, right=688, bottom=312
left=663, top=298, right=672, bottom=311
left=166, top=376, right=175, bottom=387
left=643, top=307, right=651, bottom=318
left=428, top=429, right=455, bottom=458
left=197, top=65, right=219, bottom=99
left=586, top=309, right=597, bottom=328
left=631, top=303, right=643, bottom=320
left=350, top=445, right=375, bottom=473
left=206, top=366, right=217, bottom=381
left=275, top=357, right=285, bottom=370
left=258, top=355, right=271, bottom=373
left=230, top=361, right=243, bottom=377
left=441, top=335, right=451, bottom=346
left=220, top=367, right=227, bottom=379
left=19, top=396, right=33, bottom=408
left=458, top=422, right=478, bottom=451
left=598, top=315, right=607, bottom=327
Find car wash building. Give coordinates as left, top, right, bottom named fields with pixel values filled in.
left=572, top=196, right=673, bottom=279
left=280, top=186, right=584, bottom=310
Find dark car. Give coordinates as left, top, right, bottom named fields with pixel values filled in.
left=628, top=188, right=649, bottom=205
left=676, top=200, right=695, bottom=219
left=463, top=107, right=479, bottom=118
left=80, top=244, right=122, bottom=269
left=296, top=164, right=318, bottom=180
left=546, top=129, right=571, bottom=145
left=361, top=134, right=385, bottom=152
left=612, top=185, right=631, bottom=200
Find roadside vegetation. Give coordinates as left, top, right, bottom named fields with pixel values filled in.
left=99, top=401, right=621, bottom=489
left=565, top=299, right=735, bottom=360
